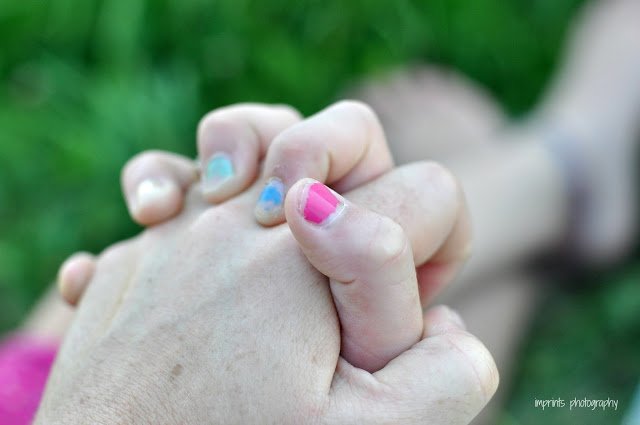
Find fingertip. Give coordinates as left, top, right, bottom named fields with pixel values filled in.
left=57, top=253, right=96, bottom=306
left=254, top=209, right=285, bottom=227
left=424, top=305, right=467, bottom=336
left=254, top=177, right=287, bottom=226
left=285, top=178, right=347, bottom=228
left=130, top=178, right=183, bottom=225
left=121, top=151, right=197, bottom=226
left=283, top=178, right=348, bottom=246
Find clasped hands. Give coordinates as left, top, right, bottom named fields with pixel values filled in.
left=39, top=102, right=498, bottom=425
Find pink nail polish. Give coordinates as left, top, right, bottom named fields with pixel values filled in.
left=303, top=182, right=343, bottom=225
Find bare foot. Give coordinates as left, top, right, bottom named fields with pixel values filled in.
left=347, top=66, right=506, bottom=163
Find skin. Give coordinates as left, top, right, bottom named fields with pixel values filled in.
left=59, top=102, right=472, bottom=373
left=48, top=4, right=640, bottom=419
left=41, top=175, right=497, bottom=424
left=48, top=101, right=497, bottom=423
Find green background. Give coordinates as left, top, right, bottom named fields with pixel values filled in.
left=0, top=0, right=637, bottom=423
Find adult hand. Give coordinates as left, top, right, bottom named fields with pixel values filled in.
left=45, top=103, right=498, bottom=424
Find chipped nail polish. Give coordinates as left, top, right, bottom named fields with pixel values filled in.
left=204, top=153, right=234, bottom=189
left=302, top=182, right=344, bottom=225
left=255, top=177, right=285, bottom=218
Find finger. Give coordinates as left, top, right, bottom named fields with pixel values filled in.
left=255, top=100, right=394, bottom=226
left=345, top=161, right=472, bottom=306
left=285, top=179, right=422, bottom=372
left=415, top=189, right=472, bottom=305
left=57, top=252, right=96, bottom=306
left=330, top=306, right=498, bottom=425
left=197, top=103, right=302, bottom=202
left=121, top=151, right=198, bottom=226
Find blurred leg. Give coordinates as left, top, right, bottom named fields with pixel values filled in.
left=349, top=65, right=564, bottom=290
left=383, top=0, right=640, bottom=294
left=21, top=287, right=73, bottom=341
left=532, top=0, right=640, bottom=265
left=444, top=139, right=568, bottom=295
left=348, top=65, right=506, bottom=162
left=347, top=67, right=570, bottom=289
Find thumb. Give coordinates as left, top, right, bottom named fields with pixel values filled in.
left=329, top=305, right=499, bottom=425
left=284, top=179, right=423, bottom=372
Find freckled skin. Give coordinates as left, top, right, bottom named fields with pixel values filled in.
left=37, top=183, right=340, bottom=425
left=170, top=364, right=183, bottom=378
left=37, top=170, right=496, bottom=425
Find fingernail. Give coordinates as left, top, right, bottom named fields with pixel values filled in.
left=301, top=182, right=344, bottom=225
left=203, top=153, right=234, bottom=190
left=134, top=178, right=174, bottom=213
left=255, top=177, right=285, bottom=219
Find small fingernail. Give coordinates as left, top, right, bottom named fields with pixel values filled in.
left=203, top=153, right=234, bottom=190
left=301, top=181, right=345, bottom=226
left=255, top=177, right=285, bottom=220
left=134, top=178, right=174, bottom=212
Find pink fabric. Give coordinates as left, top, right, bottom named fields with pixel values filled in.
left=0, top=334, right=58, bottom=425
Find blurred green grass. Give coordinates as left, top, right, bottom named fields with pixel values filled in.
left=500, top=266, right=640, bottom=425
left=1, top=0, right=638, bottom=423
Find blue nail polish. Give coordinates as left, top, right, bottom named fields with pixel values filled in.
left=205, top=153, right=234, bottom=187
left=256, top=178, right=284, bottom=214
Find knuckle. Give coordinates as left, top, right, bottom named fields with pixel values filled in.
left=66, top=251, right=93, bottom=266
left=333, top=100, right=379, bottom=124
left=332, top=100, right=383, bottom=139
left=122, top=150, right=165, bottom=181
left=414, top=161, right=459, bottom=194
left=197, top=112, right=240, bottom=142
left=196, top=110, right=219, bottom=135
left=271, top=103, right=304, bottom=121
left=57, top=254, right=78, bottom=281
left=271, top=127, right=326, bottom=162
left=445, top=331, right=500, bottom=405
left=412, top=161, right=462, bottom=210
left=190, top=202, right=240, bottom=239
left=331, top=100, right=386, bottom=151
left=367, top=216, right=409, bottom=267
